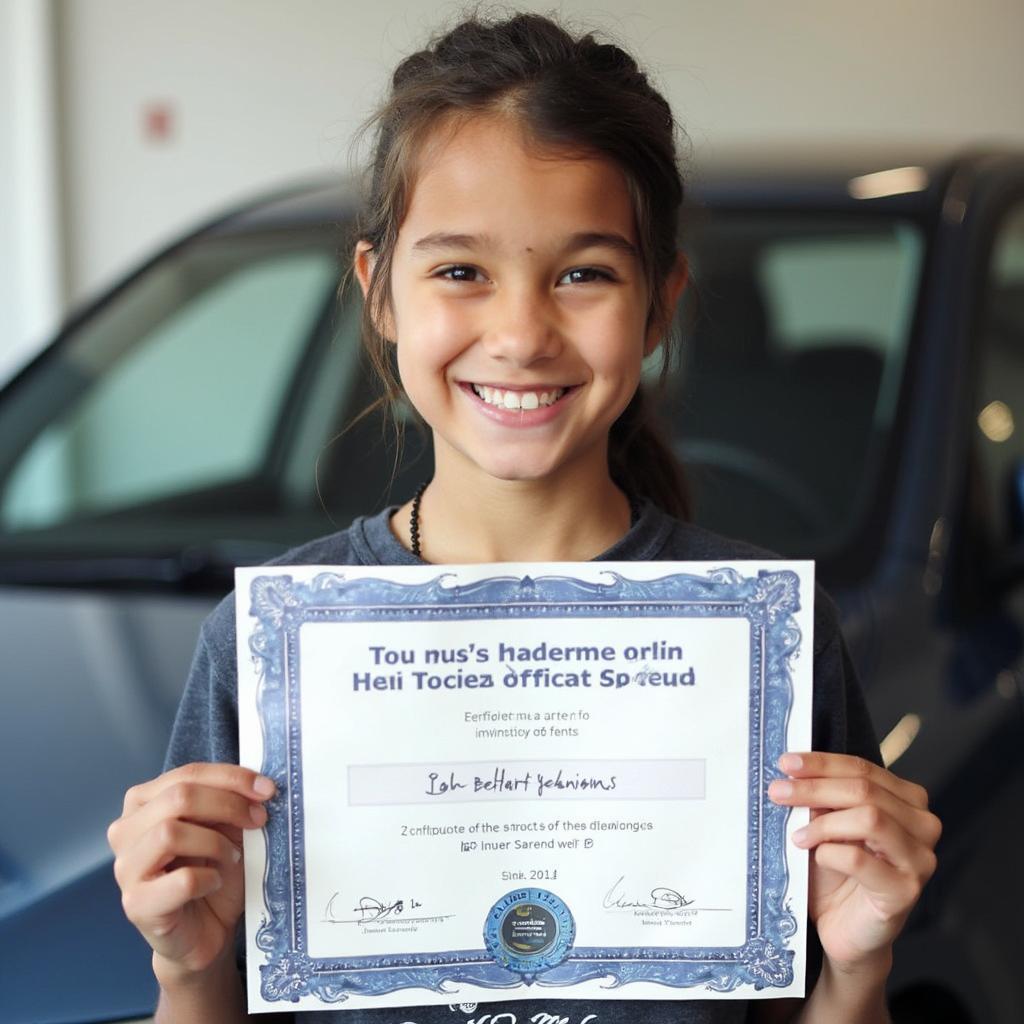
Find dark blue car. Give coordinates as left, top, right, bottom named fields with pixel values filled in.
left=1, top=145, right=1022, bottom=1023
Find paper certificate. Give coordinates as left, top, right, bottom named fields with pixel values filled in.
left=236, top=560, right=814, bottom=1013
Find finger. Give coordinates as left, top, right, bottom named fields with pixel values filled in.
left=812, top=843, right=924, bottom=917
left=769, top=776, right=941, bottom=847
left=121, top=763, right=275, bottom=817
left=162, top=823, right=245, bottom=864
left=114, top=819, right=241, bottom=890
left=778, top=752, right=929, bottom=810
left=792, top=806, right=938, bottom=880
left=109, top=780, right=269, bottom=855
left=121, top=866, right=223, bottom=931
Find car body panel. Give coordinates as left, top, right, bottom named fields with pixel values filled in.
left=2, top=147, right=1023, bottom=1022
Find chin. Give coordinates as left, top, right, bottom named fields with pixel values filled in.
left=479, top=465, right=555, bottom=483
left=471, top=456, right=565, bottom=483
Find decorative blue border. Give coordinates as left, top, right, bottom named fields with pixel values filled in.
left=245, top=567, right=804, bottom=1004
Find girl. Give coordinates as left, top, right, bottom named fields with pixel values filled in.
left=107, top=11, right=940, bottom=1024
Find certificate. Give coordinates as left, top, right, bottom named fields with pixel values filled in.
left=236, top=560, right=814, bottom=1013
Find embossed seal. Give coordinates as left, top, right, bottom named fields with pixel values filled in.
left=483, top=888, right=575, bottom=980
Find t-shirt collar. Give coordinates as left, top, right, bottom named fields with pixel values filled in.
left=353, top=496, right=674, bottom=567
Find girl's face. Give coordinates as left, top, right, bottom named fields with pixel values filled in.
left=357, top=114, right=683, bottom=488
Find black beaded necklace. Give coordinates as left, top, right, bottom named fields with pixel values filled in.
left=409, top=480, right=641, bottom=561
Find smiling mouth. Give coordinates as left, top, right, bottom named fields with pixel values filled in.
left=467, top=383, right=574, bottom=410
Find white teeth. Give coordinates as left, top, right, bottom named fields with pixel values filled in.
left=470, top=384, right=568, bottom=409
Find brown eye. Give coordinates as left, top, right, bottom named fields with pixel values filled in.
left=438, top=265, right=483, bottom=283
left=559, top=267, right=612, bottom=285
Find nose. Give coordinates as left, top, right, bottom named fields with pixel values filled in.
left=481, top=283, right=563, bottom=367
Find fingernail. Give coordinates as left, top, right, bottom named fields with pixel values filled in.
left=253, top=775, right=275, bottom=798
left=250, top=803, right=268, bottom=825
left=792, top=826, right=808, bottom=844
left=232, top=846, right=242, bottom=863
left=770, top=781, right=793, bottom=799
left=779, top=754, right=803, bottom=772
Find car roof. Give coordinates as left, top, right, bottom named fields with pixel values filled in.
left=211, top=143, right=1024, bottom=236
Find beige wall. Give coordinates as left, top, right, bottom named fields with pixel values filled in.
left=0, top=0, right=61, bottom=381
left=4, top=0, right=1024, bottom=374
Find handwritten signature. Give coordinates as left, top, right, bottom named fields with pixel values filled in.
left=324, top=892, right=420, bottom=923
left=602, top=875, right=695, bottom=911
left=323, top=892, right=455, bottom=926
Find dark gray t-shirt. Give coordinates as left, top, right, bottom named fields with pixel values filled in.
left=165, top=499, right=881, bottom=1024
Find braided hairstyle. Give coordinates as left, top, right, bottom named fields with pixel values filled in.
left=348, top=9, right=691, bottom=519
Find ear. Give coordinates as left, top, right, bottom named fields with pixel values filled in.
left=353, top=239, right=396, bottom=341
left=643, top=252, right=689, bottom=358
left=353, top=239, right=375, bottom=299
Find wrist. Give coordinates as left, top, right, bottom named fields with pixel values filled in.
left=803, top=947, right=892, bottom=1024
left=822, top=945, right=893, bottom=982
left=152, top=940, right=237, bottom=991
left=152, top=942, right=246, bottom=1024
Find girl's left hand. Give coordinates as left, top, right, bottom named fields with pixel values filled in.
left=768, top=752, right=942, bottom=971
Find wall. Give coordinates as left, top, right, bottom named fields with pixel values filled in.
left=0, top=0, right=62, bottom=382
left=3, top=0, right=1024, bottom=374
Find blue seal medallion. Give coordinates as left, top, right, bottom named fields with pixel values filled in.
left=483, top=888, right=575, bottom=980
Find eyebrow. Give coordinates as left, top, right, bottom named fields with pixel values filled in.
left=409, top=230, right=639, bottom=259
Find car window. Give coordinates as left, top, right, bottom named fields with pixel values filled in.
left=0, top=233, right=341, bottom=537
left=975, top=200, right=1024, bottom=542
left=0, top=207, right=922, bottom=584
left=666, top=215, right=923, bottom=559
left=758, top=226, right=918, bottom=424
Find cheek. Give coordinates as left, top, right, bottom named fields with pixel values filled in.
left=394, top=299, right=469, bottom=377
left=583, top=316, right=645, bottom=382
left=395, top=323, right=469, bottom=437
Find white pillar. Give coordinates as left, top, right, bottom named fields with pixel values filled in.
left=0, top=0, right=62, bottom=385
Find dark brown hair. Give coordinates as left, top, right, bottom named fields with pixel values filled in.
left=347, top=8, right=691, bottom=519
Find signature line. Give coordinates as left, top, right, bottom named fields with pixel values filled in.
left=322, top=914, right=456, bottom=925
left=605, top=907, right=732, bottom=912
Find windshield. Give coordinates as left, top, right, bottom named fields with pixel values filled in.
left=0, top=211, right=923, bottom=584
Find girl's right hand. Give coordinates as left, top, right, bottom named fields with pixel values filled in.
left=107, top=763, right=276, bottom=982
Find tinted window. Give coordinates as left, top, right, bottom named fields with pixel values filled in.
left=665, top=215, right=922, bottom=558
left=0, top=210, right=921, bottom=582
left=3, top=245, right=338, bottom=529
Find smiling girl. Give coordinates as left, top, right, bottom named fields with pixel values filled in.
left=108, top=11, right=940, bottom=1023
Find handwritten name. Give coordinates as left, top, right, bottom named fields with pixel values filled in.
left=426, top=767, right=617, bottom=799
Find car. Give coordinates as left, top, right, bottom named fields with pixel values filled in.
left=0, top=144, right=1022, bottom=1023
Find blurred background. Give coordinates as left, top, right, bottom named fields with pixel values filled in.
left=1, top=2, right=1023, bottom=1023
left=3, top=0, right=1023, bottom=380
